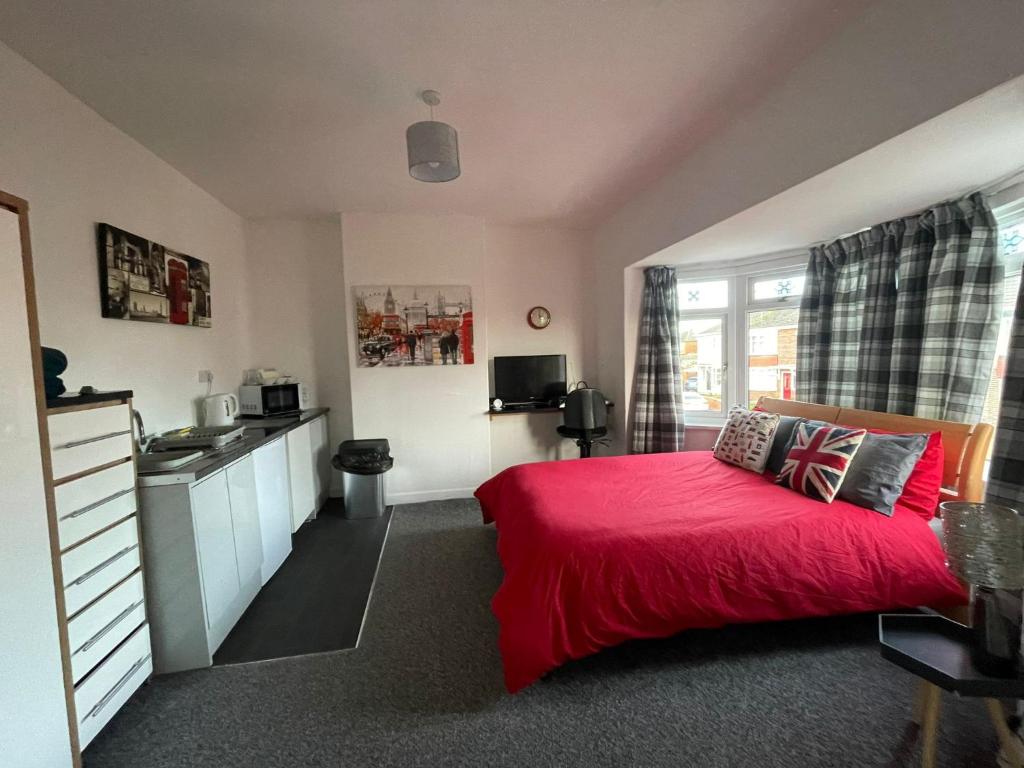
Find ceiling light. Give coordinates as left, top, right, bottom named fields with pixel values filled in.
left=406, top=90, right=460, bottom=183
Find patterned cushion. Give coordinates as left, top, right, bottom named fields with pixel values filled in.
left=713, top=406, right=781, bottom=473
left=776, top=423, right=867, bottom=503
left=764, top=415, right=805, bottom=475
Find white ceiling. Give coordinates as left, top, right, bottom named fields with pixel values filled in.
left=0, top=0, right=871, bottom=225
left=645, top=74, right=1024, bottom=267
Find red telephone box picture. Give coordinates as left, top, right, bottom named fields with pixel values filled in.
left=460, top=311, right=474, bottom=365
left=167, top=256, right=190, bottom=325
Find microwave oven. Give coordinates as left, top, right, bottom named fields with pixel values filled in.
left=239, top=383, right=301, bottom=417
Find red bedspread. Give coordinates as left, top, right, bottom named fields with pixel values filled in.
left=475, top=451, right=965, bottom=693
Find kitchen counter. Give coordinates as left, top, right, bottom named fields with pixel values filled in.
left=137, top=408, right=330, bottom=487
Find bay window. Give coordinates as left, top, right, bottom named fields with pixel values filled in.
left=677, top=262, right=804, bottom=423
left=674, top=196, right=1022, bottom=432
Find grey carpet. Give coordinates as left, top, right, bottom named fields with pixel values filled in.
left=84, top=499, right=998, bottom=767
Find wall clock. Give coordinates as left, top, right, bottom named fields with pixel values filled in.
left=528, top=306, right=551, bottom=329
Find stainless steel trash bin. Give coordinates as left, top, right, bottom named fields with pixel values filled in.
left=333, top=439, right=393, bottom=519
left=342, top=472, right=386, bottom=519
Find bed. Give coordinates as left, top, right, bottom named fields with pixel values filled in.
left=475, top=398, right=993, bottom=693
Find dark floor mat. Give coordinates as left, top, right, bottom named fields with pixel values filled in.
left=213, top=499, right=392, bottom=665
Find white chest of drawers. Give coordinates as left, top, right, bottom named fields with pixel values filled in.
left=44, top=396, right=151, bottom=759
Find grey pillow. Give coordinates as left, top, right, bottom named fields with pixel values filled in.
left=764, top=415, right=804, bottom=475
left=838, top=432, right=929, bottom=516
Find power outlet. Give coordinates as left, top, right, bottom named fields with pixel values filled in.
left=198, top=369, right=213, bottom=384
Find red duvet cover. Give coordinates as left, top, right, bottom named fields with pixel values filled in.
left=475, top=451, right=965, bottom=693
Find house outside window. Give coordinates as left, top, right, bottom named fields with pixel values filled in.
left=677, top=264, right=804, bottom=422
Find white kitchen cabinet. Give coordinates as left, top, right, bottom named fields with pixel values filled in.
left=190, top=470, right=239, bottom=633
left=310, top=414, right=331, bottom=509
left=286, top=421, right=316, bottom=532
left=251, top=437, right=292, bottom=584
left=226, top=454, right=263, bottom=588
left=140, top=455, right=263, bottom=673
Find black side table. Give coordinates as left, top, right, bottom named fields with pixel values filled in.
left=879, top=613, right=1024, bottom=768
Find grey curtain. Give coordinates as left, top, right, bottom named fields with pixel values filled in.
left=987, top=273, right=1024, bottom=511
left=797, top=192, right=1003, bottom=422
left=630, top=266, right=685, bottom=453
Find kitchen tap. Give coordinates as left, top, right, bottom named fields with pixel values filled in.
left=132, top=409, right=151, bottom=453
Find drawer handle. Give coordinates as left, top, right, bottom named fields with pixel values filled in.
left=84, top=653, right=151, bottom=721
left=75, top=599, right=145, bottom=655
left=55, top=429, right=131, bottom=451
left=60, top=488, right=135, bottom=521
left=66, top=545, right=138, bottom=588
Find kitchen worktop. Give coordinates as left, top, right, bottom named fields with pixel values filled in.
left=137, top=408, right=330, bottom=487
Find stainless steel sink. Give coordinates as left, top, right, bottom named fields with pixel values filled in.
left=137, top=448, right=205, bottom=471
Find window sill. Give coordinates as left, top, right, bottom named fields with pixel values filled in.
left=682, top=416, right=726, bottom=429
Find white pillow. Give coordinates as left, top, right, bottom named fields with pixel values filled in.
left=713, top=405, right=781, bottom=473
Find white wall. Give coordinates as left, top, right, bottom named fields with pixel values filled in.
left=254, top=217, right=600, bottom=497
left=0, top=41, right=251, bottom=435
left=342, top=213, right=491, bottom=503
left=306, top=217, right=354, bottom=489
left=244, top=220, right=320, bottom=399
left=244, top=217, right=353, bottom=494
left=0, top=207, right=72, bottom=768
left=485, top=225, right=594, bottom=386
left=593, top=0, right=1024, bottom=452
left=484, top=225, right=600, bottom=471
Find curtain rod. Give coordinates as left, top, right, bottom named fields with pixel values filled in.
left=670, top=167, right=1024, bottom=271
left=982, top=167, right=1024, bottom=198
left=813, top=165, right=1024, bottom=248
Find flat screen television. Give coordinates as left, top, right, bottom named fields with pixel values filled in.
left=493, top=354, right=567, bottom=405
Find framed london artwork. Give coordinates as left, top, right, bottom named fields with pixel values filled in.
left=97, top=223, right=211, bottom=327
left=353, top=284, right=474, bottom=367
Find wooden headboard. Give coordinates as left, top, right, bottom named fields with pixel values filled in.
left=755, top=397, right=994, bottom=505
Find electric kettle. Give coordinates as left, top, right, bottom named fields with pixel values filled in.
left=203, top=393, right=239, bottom=427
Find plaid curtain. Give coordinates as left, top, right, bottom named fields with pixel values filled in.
left=798, top=193, right=1003, bottom=422
left=630, top=266, right=685, bottom=453
left=987, top=274, right=1024, bottom=511
left=797, top=227, right=899, bottom=409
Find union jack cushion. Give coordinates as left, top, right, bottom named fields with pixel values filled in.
left=775, top=423, right=867, bottom=503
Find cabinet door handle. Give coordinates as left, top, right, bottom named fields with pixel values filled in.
left=84, top=653, right=151, bottom=721
left=60, top=488, right=135, bottom=521
left=66, top=545, right=138, bottom=588
left=55, top=429, right=131, bottom=450
left=75, top=599, right=145, bottom=655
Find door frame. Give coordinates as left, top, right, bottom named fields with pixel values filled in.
left=2, top=190, right=82, bottom=766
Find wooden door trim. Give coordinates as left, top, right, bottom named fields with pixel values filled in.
left=2, top=190, right=83, bottom=766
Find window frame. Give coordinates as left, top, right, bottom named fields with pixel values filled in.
left=746, top=271, right=805, bottom=308
left=676, top=308, right=729, bottom=417
left=979, top=201, right=1024, bottom=461
left=676, top=258, right=806, bottom=426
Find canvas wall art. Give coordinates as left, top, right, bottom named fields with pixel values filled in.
left=97, top=223, right=212, bottom=327
left=354, top=285, right=474, bottom=367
